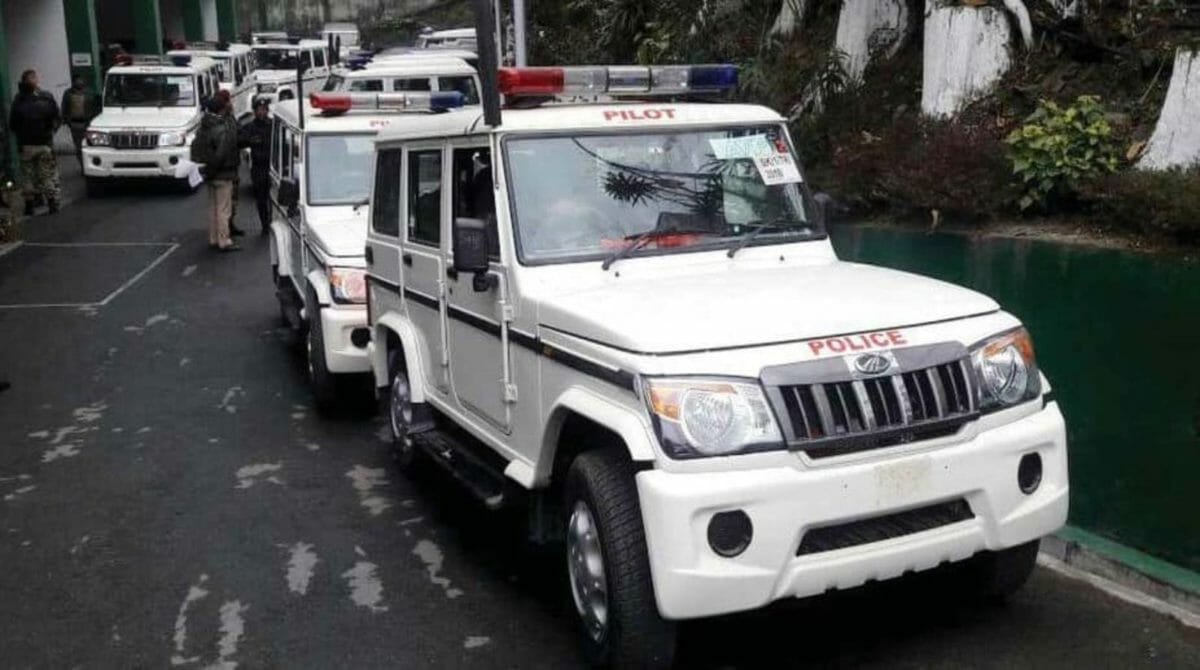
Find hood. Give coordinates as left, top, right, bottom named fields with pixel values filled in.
left=89, top=106, right=197, bottom=130
left=537, top=260, right=998, bottom=354
left=306, top=206, right=368, bottom=261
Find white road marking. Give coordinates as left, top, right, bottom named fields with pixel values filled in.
left=42, top=444, right=82, bottom=463
left=235, top=463, right=282, bottom=489
left=0, top=240, right=24, bottom=257
left=464, top=636, right=490, bottom=649
left=303, top=442, right=320, bottom=452
left=210, top=600, right=249, bottom=669
left=398, top=516, right=424, bottom=526
left=171, top=574, right=210, bottom=666
left=180, top=358, right=192, bottom=367
left=0, top=243, right=179, bottom=310
left=145, top=313, right=169, bottom=328
left=69, top=534, right=91, bottom=555
left=73, top=402, right=107, bottom=423
left=413, top=539, right=463, bottom=599
left=342, top=561, right=388, bottom=613
left=346, top=466, right=391, bottom=516
left=218, top=387, right=243, bottom=414
left=286, top=543, right=319, bottom=595
left=3, top=485, right=35, bottom=502
left=182, top=264, right=197, bottom=277
left=290, top=412, right=305, bottom=420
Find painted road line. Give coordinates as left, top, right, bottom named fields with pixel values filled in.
left=1038, top=554, right=1200, bottom=629
left=20, top=242, right=177, bottom=247
left=97, top=244, right=180, bottom=306
left=0, top=243, right=180, bottom=310
left=0, top=241, right=24, bottom=258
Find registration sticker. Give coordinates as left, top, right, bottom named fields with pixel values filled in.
left=708, top=135, right=771, bottom=160
left=753, top=153, right=803, bottom=185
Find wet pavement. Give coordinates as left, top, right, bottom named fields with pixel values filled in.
left=0, top=176, right=1197, bottom=668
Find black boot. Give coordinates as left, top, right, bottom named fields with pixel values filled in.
left=230, top=223, right=246, bottom=237
left=23, top=201, right=34, bottom=217
left=47, top=200, right=59, bottom=214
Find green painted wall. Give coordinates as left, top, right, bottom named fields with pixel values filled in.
left=830, top=223, right=1200, bottom=573
left=217, top=0, right=238, bottom=42
left=132, top=0, right=163, bottom=54
left=182, top=0, right=204, bottom=42
left=0, top=6, right=14, bottom=179
left=63, top=0, right=102, bottom=92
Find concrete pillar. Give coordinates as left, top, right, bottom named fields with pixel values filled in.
left=216, top=0, right=236, bottom=42
left=0, top=6, right=16, bottom=180
left=132, top=0, right=163, bottom=54
left=63, top=0, right=102, bottom=93
left=200, top=0, right=217, bottom=41
left=182, top=0, right=203, bottom=42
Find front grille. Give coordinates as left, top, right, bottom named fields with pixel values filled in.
left=762, top=344, right=978, bottom=458
left=796, top=499, right=974, bottom=556
left=110, top=132, right=159, bottom=150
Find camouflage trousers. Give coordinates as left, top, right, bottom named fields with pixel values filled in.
left=20, top=145, right=61, bottom=204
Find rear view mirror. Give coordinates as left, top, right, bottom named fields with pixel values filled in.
left=453, top=217, right=493, bottom=291
left=278, top=178, right=300, bottom=213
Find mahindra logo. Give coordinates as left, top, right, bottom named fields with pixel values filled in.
left=853, top=353, right=892, bottom=376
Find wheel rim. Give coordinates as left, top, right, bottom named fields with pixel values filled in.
left=389, top=372, right=415, bottom=452
left=567, top=500, right=609, bottom=642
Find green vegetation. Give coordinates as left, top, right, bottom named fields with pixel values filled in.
left=1006, top=96, right=1121, bottom=211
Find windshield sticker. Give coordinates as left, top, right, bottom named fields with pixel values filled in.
left=708, top=135, right=771, bottom=160
left=754, top=153, right=803, bottom=185
left=807, top=331, right=907, bottom=356
left=177, top=79, right=194, bottom=92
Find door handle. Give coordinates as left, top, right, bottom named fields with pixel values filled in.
left=446, top=267, right=459, bottom=280
left=364, top=246, right=374, bottom=264
left=402, top=253, right=413, bottom=266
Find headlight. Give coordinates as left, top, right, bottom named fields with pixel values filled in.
left=328, top=267, right=367, bottom=304
left=970, top=328, right=1041, bottom=411
left=158, top=131, right=186, bottom=147
left=86, top=130, right=110, bottom=147
left=643, top=377, right=783, bottom=458
left=258, top=83, right=278, bottom=93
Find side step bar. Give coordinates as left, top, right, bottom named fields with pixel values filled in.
left=411, top=427, right=510, bottom=510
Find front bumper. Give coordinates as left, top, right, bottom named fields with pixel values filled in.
left=82, top=145, right=190, bottom=179
left=636, top=402, right=1069, bottom=620
left=320, top=304, right=371, bottom=374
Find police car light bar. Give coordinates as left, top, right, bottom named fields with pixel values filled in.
left=496, top=65, right=737, bottom=97
left=309, top=91, right=466, bottom=114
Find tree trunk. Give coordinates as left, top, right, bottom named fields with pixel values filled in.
left=921, top=2, right=1014, bottom=118
left=770, top=0, right=809, bottom=37
left=1139, top=49, right=1200, bottom=170
left=835, top=0, right=910, bottom=83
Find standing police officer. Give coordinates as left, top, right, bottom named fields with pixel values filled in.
left=60, top=76, right=99, bottom=169
left=238, top=98, right=273, bottom=234
left=8, top=70, right=61, bottom=215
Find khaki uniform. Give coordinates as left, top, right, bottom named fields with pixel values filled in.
left=208, top=180, right=234, bottom=247
left=20, top=145, right=60, bottom=203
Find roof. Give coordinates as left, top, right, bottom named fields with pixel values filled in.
left=375, top=102, right=783, bottom=144
left=356, top=58, right=475, bottom=77
left=270, top=98, right=481, bottom=135
left=427, top=28, right=475, bottom=39
left=108, top=55, right=220, bottom=75
left=322, top=23, right=358, bottom=33
left=168, top=43, right=251, bottom=58
left=253, top=40, right=326, bottom=50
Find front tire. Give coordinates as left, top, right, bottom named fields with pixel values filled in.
left=964, top=540, right=1040, bottom=602
left=564, top=450, right=676, bottom=669
left=306, top=296, right=339, bottom=415
left=387, top=350, right=421, bottom=470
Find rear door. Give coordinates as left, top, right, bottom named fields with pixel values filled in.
left=401, top=143, right=450, bottom=393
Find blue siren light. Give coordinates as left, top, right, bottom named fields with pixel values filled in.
left=688, top=64, right=738, bottom=91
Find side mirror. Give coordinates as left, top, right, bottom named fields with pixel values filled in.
left=452, top=217, right=493, bottom=292
left=278, top=178, right=300, bottom=213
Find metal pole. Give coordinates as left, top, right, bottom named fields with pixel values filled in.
left=472, top=0, right=502, bottom=127
left=513, top=0, right=527, bottom=66
left=493, top=0, right=503, bottom=65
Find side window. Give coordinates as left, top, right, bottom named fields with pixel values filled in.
left=372, top=149, right=403, bottom=237
left=438, top=76, right=480, bottom=105
left=348, top=79, right=383, bottom=92
left=305, top=50, right=315, bottom=69
left=315, top=49, right=327, bottom=68
left=452, top=146, right=497, bottom=259
left=407, top=149, right=442, bottom=247
left=281, top=126, right=292, bottom=179
left=291, top=134, right=301, bottom=179
left=394, top=78, right=431, bottom=92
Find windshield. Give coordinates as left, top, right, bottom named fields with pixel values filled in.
left=322, top=74, right=344, bottom=92
left=104, top=74, right=196, bottom=108
left=253, top=47, right=300, bottom=70
left=438, top=76, right=479, bottom=105
left=504, top=126, right=818, bottom=264
left=306, top=134, right=375, bottom=205
left=211, top=55, right=231, bottom=83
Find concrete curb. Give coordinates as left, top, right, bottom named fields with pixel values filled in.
left=1042, top=528, right=1200, bottom=621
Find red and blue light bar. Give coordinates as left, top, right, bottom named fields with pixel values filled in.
left=309, top=91, right=465, bottom=114
left=497, top=65, right=738, bottom=97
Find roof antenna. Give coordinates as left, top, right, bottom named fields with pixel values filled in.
left=472, top=0, right=502, bottom=128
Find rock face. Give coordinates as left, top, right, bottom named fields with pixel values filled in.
left=921, top=3, right=1014, bottom=118
left=1140, top=49, right=1200, bottom=170
left=835, top=0, right=909, bottom=83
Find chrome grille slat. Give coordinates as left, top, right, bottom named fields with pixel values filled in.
left=810, top=384, right=836, bottom=438
left=851, top=381, right=877, bottom=431
left=891, top=375, right=913, bottom=424
left=111, top=132, right=159, bottom=150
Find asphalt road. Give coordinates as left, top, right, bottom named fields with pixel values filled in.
left=1, top=170, right=1198, bottom=669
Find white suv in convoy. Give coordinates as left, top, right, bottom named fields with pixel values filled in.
left=83, top=54, right=223, bottom=195
left=167, top=42, right=257, bottom=119
left=322, top=57, right=480, bottom=105
left=269, top=90, right=472, bottom=413
left=251, top=39, right=331, bottom=104
left=363, top=65, right=1069, bottom=668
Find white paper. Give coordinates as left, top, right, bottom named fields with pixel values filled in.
left=709, top=135, right=772, bottom=160
left=188, top=165, right=204, bottom=188
left=753, top=153, right=803, bottom=185
left=175, top=159, right=204, bottom=187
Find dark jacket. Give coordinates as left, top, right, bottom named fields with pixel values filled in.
left=9, top=87, right=61, bottom=147
left=237, top=117, right=271, bottom=176
left=60, top=87, right=99, bottom=124
left=192, top=111, right=240, bottom=181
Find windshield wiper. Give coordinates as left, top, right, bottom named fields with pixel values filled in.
left=726, top=218, right=798, bottom=259
left=601, top=228, right=721, bottom=271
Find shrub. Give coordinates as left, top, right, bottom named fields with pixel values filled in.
left=1005, top=95, right=1122, bottom=211
left=1080, top=168, right=1200, bottom=244
left=830, top=117, right=1014, bottom=221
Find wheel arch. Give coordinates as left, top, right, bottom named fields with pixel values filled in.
left=539, top=388, right=658, bottom=488
left=372, top=313, right=429, bottom=403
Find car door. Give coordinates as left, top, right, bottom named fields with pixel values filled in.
left=444, top=141, right=510, bottom=431
left=402, top=143, right=449, bottom=394
left=366, top=148, right=405, bottom=327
